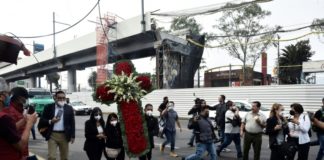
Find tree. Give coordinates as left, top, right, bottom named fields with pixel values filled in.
left=88, top=71, right=97, bottom=90
left=46, top=72, right=60, bottom=92
left=170, top=16, right=202, bottom=35
left=311, top=18, right=324, bottom=41
left=212, top=3, right=274, bottom=85
left=279, top=40, right=314, bottom=84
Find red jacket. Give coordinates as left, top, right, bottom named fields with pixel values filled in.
left=0, top=112, right=22, bottom=160
left=2, top=103, right=29, bottom=158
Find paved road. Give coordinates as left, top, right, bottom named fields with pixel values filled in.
left=29, top=115, right=320, bottom=160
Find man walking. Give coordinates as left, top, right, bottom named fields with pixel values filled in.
left=158, top=96, right=169, bottom=138
left=187, top=98, right=201, bottom=147
left=313, top=98, right=324, bottom=160
left=39, top=90, right=75, bottom=160
left=160, top=101, right=182, bottom=157
left=184, top=105, right=217, bottom=160
left=210, top=95, right=227, bottom=144
left=240, top=101, right=266, bottom=160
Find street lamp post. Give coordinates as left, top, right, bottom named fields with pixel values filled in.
left=277, top=34, right=280, bottom=85
left=53, top=12, right=71, bottom=58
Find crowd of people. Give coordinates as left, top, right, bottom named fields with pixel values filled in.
left=1, top=75, right=324, bottom=160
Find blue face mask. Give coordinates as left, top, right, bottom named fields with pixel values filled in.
left=2, top=95, right=10, bottom=107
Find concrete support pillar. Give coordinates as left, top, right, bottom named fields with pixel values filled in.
left=29, top=77, right=37, bottom=88
left=67, top=69, right=77, bottom=93
left=38, top=77, right=42, bottom=88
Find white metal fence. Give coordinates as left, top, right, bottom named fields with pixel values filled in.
left=67, top=84, right=324, bottom=118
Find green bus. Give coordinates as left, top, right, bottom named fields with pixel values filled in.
left=27, top=88, right=54, bottom=116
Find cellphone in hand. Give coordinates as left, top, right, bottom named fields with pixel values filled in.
left=56, top=110, right=63, bottom=119
left=28, top=105, right=35, bottom=114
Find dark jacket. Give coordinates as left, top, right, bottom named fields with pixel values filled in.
left=266, top=116, right=288, bottom=148
left=39, top=103, right=75, bottom=141
left=209, top=103, right=227, bottom=129
left=83, top=120, right=105, bottom=152
left=104, top=123, right=123, bottom=149
left=145, top=115, right=159, bottom=149
left=188, top=115, right=216, bottom=143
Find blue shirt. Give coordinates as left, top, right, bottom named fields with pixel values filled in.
left=164, top=109, right=178, bottom=132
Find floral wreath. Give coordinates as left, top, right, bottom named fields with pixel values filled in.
left=93, top=60, right=153, bottom=157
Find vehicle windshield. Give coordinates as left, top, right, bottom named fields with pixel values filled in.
left=244, top=103, right=269, bottom=111
left=71, top=101, right=86, bottom=106
left=29, top=91, right=52, bottom=98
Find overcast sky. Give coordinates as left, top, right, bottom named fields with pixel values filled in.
left=1, top=0, right=324, bottom=89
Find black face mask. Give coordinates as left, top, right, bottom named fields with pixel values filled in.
left=290, top=110, right=295, bottom=116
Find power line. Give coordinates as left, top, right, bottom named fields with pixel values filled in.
left=13, top=0, right=101, bottom=39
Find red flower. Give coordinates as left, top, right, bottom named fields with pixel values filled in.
left=95, top=85, right=114, bottom=101
left=114, top=61, right=134, bottom=76
left=136, top=75, right=152, bottom=91
left=119, top=100, right=149, bottom=155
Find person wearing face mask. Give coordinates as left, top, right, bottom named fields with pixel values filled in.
left=183, top=105, right=217, bottom=160
left=138, top=104, right=159, bottom=160
left=160, top=101, right=182, bottom=157
left=286, top=103, right=311, bottom=160
left=84, top=107, right=106, bottom=160
left=104, top=113, right=125, bottom=160
left=266, top=103, right=288, bottom=160
left=2, top=87, right=31, bottom=159
left=216, top=100, right=242, bottom=159
left=39, top=90, right=75, bottom=160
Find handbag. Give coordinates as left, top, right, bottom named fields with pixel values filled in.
left=105, top=147, right=121, bottom=158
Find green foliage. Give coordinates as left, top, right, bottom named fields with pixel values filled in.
left=88, top=71, right=97, bottom=90
left=279, top=40, right=314, bottom=84
left=311, top=18, right=324, bottom=32
left=170, top=16, right=202, bottom=35
left=212, top=3, right=274, bottom=85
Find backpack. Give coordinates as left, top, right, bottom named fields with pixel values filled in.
left=303, top=114, right=312, bottom=137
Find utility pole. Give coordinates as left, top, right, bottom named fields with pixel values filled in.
left=229, top=64, right=232, bottom=87
left=277, top=34, right=280, bottom=85
left=141, top=0, right=146, bottom=32
left=53, top=12, right=56, bottom=58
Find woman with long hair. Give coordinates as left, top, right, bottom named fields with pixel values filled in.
left=266, top=103, right=288, bottom=160
left=104, top=113, right=125, bottom=160
left=83, top=107, right=106, bottom=160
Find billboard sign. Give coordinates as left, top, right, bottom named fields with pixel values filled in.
left=303, top=60, right=324, bottom=73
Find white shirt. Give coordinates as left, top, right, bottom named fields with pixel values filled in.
left=224, top=110, right=240, bottom=133
left=243, top=111, right=266, bottom=133
left=288, top=114, right=311, bottom=144
left=53, top=105, right=64, bottom=131
left=97, top=125, right=103, bottom=134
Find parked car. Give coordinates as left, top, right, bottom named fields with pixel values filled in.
left=70, top=101, right=93, bottom=115
left=209, top=100, right=270, bottom=128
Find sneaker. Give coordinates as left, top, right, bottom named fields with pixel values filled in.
left=222, top=148, right=231, bottom=152
left=169, top=151, right=178, bottom=157
left=159, top=144, right=165, bottom=152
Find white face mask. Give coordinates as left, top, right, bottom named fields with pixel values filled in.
left=95, top=115, right=101, bottom=120
left=57, top=101, right=66, bottom=107
left=110, top=120, right=117, bottom=126
left=146, top=111, right=153, bottom=116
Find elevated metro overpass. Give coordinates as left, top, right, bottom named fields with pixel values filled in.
left=0, top=13, right=205, bottom=92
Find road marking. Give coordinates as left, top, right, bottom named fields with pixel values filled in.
left=29, top=152, right=45, bottom=160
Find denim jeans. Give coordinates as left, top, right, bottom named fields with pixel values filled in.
left=185, top=142, right=217, bottom=160
left=189, top=130, right=195, bottom=144
left=218, top=133, right=242, bottom=158
left=162, top=129, right=176, bottom=151
left=219, top=128, right=225, bottom=144
left=316, top=133, right=324, bottom=160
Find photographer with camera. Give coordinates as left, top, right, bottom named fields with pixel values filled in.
left=216, top=100, right=242, bottom=159
left=183, top=105, right=217, bottom=160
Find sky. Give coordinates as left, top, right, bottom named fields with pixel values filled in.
left=1, top=0, right=324, bottom=89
